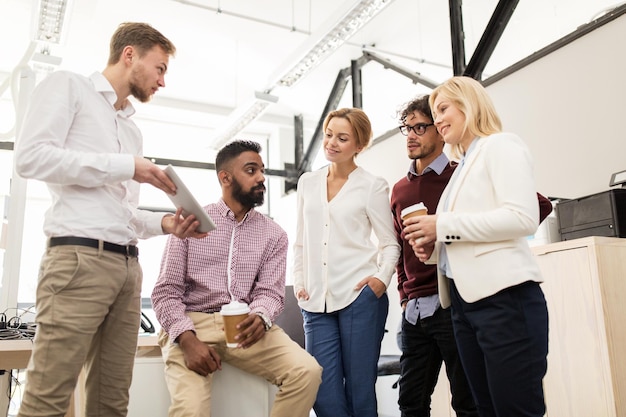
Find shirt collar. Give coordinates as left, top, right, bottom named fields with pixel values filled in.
left=407, top=152, right=450, bottom=180
left=217, top=198, right=257, bottom=222
left=89, top=72, right=136, bottom=118
left=462, top=137, right=479, bottom=161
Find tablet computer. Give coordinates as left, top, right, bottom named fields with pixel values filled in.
left=164, top=165, right=217, bottom=233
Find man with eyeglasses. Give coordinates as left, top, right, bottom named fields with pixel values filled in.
left=390, top=95, right=478, bottom=417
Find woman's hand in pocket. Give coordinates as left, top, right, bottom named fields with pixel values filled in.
left=354, top=276, right=386, bottom=298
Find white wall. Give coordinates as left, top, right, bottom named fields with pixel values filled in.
left=487, top=12, right=626, bottom=200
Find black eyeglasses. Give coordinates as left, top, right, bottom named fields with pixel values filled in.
left=399, top=123, right=434, bottom=136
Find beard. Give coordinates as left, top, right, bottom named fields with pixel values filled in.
left=232, top=177, right=265, bottom=209
left=409, top=141, right=436, bottom=161
left=129, top=67, right=151, bottom=103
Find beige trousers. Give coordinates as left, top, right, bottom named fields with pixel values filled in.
left=159, top=311, right=322, bottom=417
left=17, top=244, right=142, bottom=417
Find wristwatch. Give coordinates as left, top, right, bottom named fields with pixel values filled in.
left=257, top=313, right=272, bottom=331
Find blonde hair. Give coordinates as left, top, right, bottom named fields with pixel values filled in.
left=323, top=108, right=373, bottom=153
left=429, top=76, right=502, bottom=158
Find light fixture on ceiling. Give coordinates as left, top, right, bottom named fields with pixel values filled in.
left=30, top=0, right=70, bottom=81
left=0, top=0, right=69, bottom=140
left=210, top=91, right=279, bottom=149
left=208, top=0, right=396, bottom=149
left=272, top=0, right=395, bottom=88
left=35, top=0, right=70, bottom=44
left=31, top=44, right=63, bottom=76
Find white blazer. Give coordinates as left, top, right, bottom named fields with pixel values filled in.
left=434, top=132, right=544, bottom=308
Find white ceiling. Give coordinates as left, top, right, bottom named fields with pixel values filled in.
left=1, top=0, right=622, bottom=163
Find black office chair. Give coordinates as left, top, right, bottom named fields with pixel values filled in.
left=377, top=325, right=402, bottom=389
left=274, top=285, right=305, bottom=348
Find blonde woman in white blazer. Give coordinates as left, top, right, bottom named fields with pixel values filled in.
left=403, top=76, right=548, bottom=417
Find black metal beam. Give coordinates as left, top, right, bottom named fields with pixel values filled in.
left=286, top=57, right=371, bottom=192
left=297, top=67, right=351, bottom=174
left=293, top=114, right=304, bottom=167
left=362, top=51, right=439, bottom=89
left=0, top=142, right=14, bottom=151
left=351, top=59, right=363, bottom=109
left=2, top=142, right=299, bottom=180
left=484, top=3, right=626, bottom=86
left=463, top=0, right=519, bottom=80
left=371, top=127, right=400, bottom=148
left=352, top=53, right=372, bottom=69
left=4, top=145, right=299, bottom=182
left=146, top=156, right=296, bottom=179
left=448, top=0, right=466, bottom=75
left=284, top=114, right=304, bottom=194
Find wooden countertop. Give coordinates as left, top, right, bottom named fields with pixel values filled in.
left=0, top=334, right=160, bottom=370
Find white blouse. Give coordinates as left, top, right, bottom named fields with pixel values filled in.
left=292, top=166, right=400, bottom=313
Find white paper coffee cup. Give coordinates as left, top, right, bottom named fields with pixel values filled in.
left=401, top=202, right=428, bottom=221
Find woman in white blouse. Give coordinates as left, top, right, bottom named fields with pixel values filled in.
left=292, top=108, right=400, bottom=417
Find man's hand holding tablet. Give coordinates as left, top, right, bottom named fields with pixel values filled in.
left=163, top=165, right=217, bottom=234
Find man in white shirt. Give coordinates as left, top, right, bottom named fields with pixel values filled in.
left=14, top=22, right=203, bottom=417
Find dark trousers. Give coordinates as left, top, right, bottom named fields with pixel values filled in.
left=398, top=306, right=478, bottom=417
left=450, top=280, right=548, bottom=417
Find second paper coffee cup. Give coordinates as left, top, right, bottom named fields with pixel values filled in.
left=220, top=300, right=250, bottom=348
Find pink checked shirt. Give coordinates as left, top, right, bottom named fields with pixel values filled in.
left=151, top=199, right=288, bottom=342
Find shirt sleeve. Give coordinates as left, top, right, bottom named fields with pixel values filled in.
left=537, top=192, right=553, bottom=224
left=126, top=179, right=169, bottom=239
left=291, top=174, right=306, bottom=297
left=15, top=71, right=134, bottom=186
left=367, top=176, right=401, bottom=288
left=151, top=234, right=195, bottom=343
left=249, top=227, right=289, bottom=322
left=391, top=187, right=409, bottom=304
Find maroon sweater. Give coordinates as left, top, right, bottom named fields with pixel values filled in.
left=390, top=161, right=457, bottom=304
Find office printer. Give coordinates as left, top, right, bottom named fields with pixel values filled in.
left=556, top=188, right=626, bottom=241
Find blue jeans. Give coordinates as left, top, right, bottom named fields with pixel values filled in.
left=450, top=280, right=548, bottom=417
left=398, top=306, right=478, bottom=417
left=302, top=286, right=388, bottom=417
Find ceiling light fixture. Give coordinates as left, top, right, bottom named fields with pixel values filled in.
left=210, top=92, right=279, bottom=149
left=31, top=0, right=69, bottom=83
left=209, top=0, right=396, bottom=149
left=272, top=0, right=395, bottom=88
left=35, top=0, right=70, bottom=44
left=1, top=1, right=69, bottom=140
